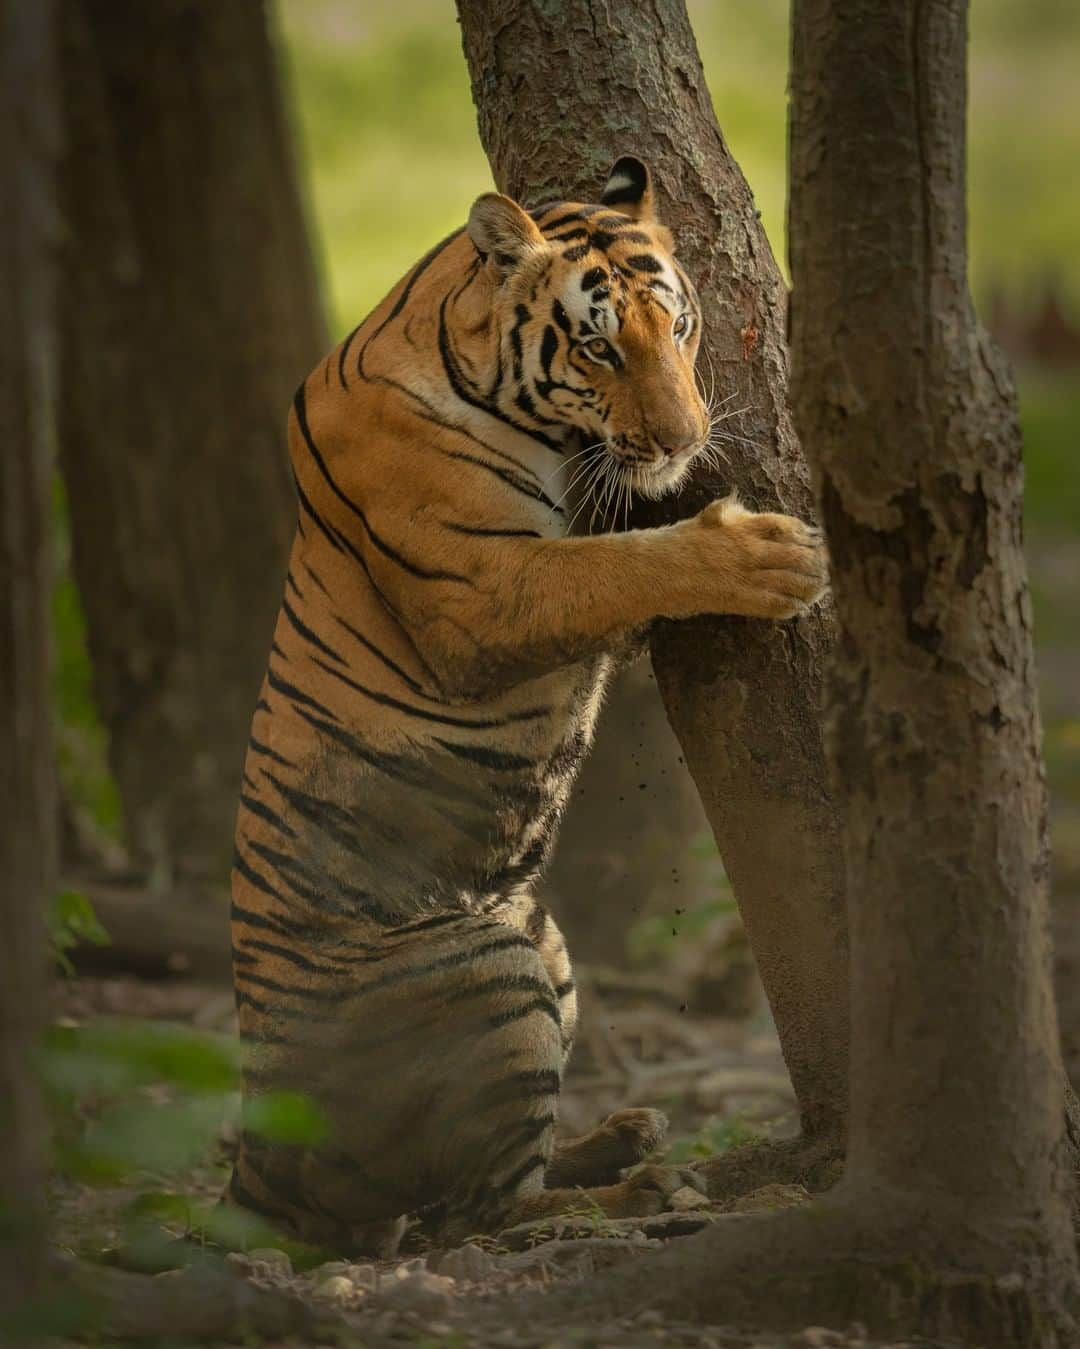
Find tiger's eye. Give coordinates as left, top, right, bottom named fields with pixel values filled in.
left=586, top=337, right=613, bottom=360
left=673, top=313, right=690, bottom=338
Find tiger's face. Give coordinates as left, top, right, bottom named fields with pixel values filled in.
left=468, top=158, right=712, bottom=502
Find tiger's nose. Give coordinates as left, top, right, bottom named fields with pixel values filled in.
left=655, top=430, right=699, bottom=458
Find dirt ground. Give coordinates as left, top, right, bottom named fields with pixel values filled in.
left=50, top=967, right=970, bottom=1349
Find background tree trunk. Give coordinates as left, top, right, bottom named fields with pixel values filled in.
left=540, top=662, right=711, bottom=968
left=456, top=0, right=849, bottom=1150
left=0, top=0, right=60, bottom=1330
left=56, top=0, right=327, bottom=891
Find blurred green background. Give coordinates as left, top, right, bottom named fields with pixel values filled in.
left=58, top=0, right=1080, bottom=933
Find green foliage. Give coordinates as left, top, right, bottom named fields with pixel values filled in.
left=664, top=1116, right=759, bottom=1165
left=50, top=476, right=122, bottom=840
left=1019, top=371, right=1080, bottom=537
left=244, top=1090, right=330, bottom=1147
left=48, top=889, right=111, bottom=975
left=42, top=1018, right=332, bottom=1269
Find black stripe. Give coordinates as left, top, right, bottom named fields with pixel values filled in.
left=238, top=791, right=297, bottom=839
left=293, top=470, right=345, bottom=555
left=440, top=521, right=542, bottom=539
left=553, top=978, right=576, bottom=999
left=432, top=737, right=537, bottom=771
left=450, top=973, right=556, bottom=1004
left=247, top=840, right=328, bottom=909
left=248, top=734, right=293, bottom=769
left=488, top=997, right=561, bottom=1030
left=625, top=253, right=663, bottom=274
left=232, top=847, right=290, bottom=907
left=356, top=227, right=465, bottom=378
left=281, top=593, right=347, bottom=666
left=309, top=654, right=551, bottom=730
left=494, top=1152, right=547, bottom=1194
left=437, top=296, right=564, bottom=452
left=434, top=445, right=560, bottom=513
left=405, top=401, right=548, bottom=493
left=265, top=662, right=341, bottom=723
left=231, top=898, right=298, bottom=941
left=294, top=384, right=473, bottom=585
left=332, top=614, right=430, bottom=696
left=238, top=938, right=350, bottom=977
left=235, top=969, right=347, bottom=1002
left=390, top=911, right=475, bottom=936
left=337, top=321, right=363, bottom=390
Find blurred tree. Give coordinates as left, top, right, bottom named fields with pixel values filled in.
left=457, top=0, right=849, bottom=1168
left=540, top=662, right=712, bottom=970
left=56, top=0, right=327, bottom=893
left=1, top=0, right=59, bottom=1330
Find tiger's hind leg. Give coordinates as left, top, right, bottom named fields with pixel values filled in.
left=433, top=922, right=702, bottom=1244
left=519, top=903, right=671, bottom=1189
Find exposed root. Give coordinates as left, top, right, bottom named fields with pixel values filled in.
left=60, top=1256, right=325, bottom=1341
left=483, top=1192, right=1078, bottom=1348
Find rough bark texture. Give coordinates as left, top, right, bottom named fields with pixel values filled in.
left=788, top=0, right=1076, bottom=1272
left=541, top=663, right=710, bottom=966
left=56, top=0, right=327, bottom=888
left=456, top=0, right=849, bottom=1145
left=0, top=1, right=59, bottom=1333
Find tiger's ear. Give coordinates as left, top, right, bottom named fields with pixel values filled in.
left=467, top=193, right=546, bottom=277
left=601, top=156, right=656, bottom=222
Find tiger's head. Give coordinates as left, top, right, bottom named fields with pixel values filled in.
left=466, top=157, right=711, bottom=501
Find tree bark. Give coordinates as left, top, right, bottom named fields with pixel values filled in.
left=456, top=0, right=849, bottom=1148
left=0, top=2, right=59, bottom=1334
left=56, top=0, right=327, bottom=889
left=486, top=0, right=1078, bottom=1340
left=788, top=0, right=1076, bottom=1268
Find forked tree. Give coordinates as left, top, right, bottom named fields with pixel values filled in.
left=457, top=0, right=1078, bottom=1339
left=56, top=0, right=326, bottom=892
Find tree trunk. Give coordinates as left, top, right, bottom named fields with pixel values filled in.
left=0, top=1, right=60, bottom=1332
left=496, top=0, right=1079, bottom=1340
left=56, top=0, right=327, bottom=890
left=456, top=0, right=849, bottom=1150
left=540, top=662, right=711, bottom=968
left=787, top=0, right=1076, bottom=1289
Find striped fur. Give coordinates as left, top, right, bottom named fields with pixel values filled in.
left=227, top=159, right=827, bottom=1253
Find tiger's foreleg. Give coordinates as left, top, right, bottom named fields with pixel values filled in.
left=372, top=496, right=828, bottom=700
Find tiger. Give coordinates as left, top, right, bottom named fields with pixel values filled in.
left=226, top=156, right=827, bottom=1256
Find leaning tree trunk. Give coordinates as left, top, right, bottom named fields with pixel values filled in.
left=0, top=1, right=60, bottom=1332
left=457, top=0, right=849, bottom=1154
left=56, top=0, right=327, bottom=891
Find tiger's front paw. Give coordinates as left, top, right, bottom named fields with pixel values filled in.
left=692, top=495, right=828, bottom=619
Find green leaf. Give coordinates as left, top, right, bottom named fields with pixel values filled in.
left=243, top=1091, right=330, bottom=1146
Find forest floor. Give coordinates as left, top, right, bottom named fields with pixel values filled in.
left=50, top=968, right=964, bottom=1349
